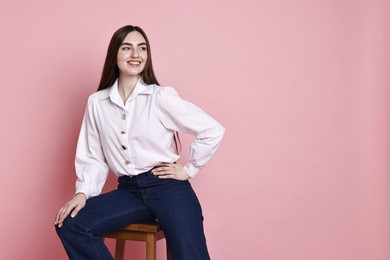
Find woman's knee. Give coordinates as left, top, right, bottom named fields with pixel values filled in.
left=55, top=216, right=84, bottom=239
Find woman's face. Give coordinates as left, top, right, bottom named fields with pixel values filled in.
left=117, top=31, right=148, bottom=78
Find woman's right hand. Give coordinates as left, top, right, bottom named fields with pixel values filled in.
left=54, top=193, right=87, bottom=228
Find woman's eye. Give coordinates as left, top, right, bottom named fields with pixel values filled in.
left=122, top=47, right=131, bottom=51
left=139, top=47, right=147, bottom=51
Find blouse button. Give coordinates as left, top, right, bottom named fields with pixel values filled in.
left=121, top=130, right=126, bottom=134
left=122, top=114, right=127, bottom=120
left=125, top=160, right=131, bottom=165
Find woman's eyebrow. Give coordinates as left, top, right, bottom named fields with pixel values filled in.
left=120, top=42, right=147, bottom=46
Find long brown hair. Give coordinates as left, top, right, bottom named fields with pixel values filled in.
left=97, top=25, right=181, bottom=154
left=97, top=25, right=159, bottom=91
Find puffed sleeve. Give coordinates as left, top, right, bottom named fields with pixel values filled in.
left=155, top=87, right=225, bottom=177
left=74, top=94, right=109, bottom=199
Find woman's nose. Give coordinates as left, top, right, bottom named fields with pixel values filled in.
left=131, top=49, right=139, bottom=58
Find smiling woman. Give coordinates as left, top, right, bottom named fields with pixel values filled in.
left=116, top=32, right=148, bottom=96
left=98, top=25, right=159, bottom=92
left=54, top=25, right=225, bottom=260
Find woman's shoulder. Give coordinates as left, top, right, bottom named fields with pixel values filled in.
left=83, top=89, right=111, bottom=109
left=153, top=85, right=179, bottom=98
left=88, top=88, right=110, bottom=102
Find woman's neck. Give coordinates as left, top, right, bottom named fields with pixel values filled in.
left=118, top=75, right=140, bottom=103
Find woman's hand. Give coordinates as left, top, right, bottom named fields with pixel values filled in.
left=54, top=193, right=87, bottom=228
left=152, top=162, right=191, bottom=181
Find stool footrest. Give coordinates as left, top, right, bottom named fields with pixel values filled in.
left=102, top=223, right=172, bottom=260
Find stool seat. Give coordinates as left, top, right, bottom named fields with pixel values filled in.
left=103, top=222, right=172, bottom=260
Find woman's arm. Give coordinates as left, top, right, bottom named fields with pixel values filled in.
left=154, top=87, right=225, bottom=178
left=55, top=94, right=109, bottom=226
left=74, top=93, right=109, bottom=199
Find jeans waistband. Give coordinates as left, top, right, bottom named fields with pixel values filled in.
left=118, top=168, right=154, bottom=181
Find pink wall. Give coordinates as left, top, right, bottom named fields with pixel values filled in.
left=0, top=0, right=389, bottom=259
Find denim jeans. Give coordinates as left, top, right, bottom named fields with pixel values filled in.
left=55, top=169, right=210, bottom=260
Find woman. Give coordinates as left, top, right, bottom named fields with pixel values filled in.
left=54, top=25, right=224, bottom=260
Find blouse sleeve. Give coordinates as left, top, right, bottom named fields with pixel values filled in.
left=74, top=94, right=109, bottom=199
left=155, top=87, right=225, bottom=177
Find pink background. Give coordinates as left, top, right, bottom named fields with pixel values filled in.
left=0, top=0, right=389, bottom=259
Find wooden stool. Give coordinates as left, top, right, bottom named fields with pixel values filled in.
left=103, top=222, right=172, bottom=260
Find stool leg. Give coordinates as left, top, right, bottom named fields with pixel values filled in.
left=166, top=240, right=172, bottom=260
left=115, top=239, right=126, bottom=260
left=145, top=233, right=157, bottom=260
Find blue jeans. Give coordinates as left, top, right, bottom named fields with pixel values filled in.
left=55, top=169, right=210, bottom=260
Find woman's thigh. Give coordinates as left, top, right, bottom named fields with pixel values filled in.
left=72, top=189, right=155, bottom=236
left=148, top=180, right=210, bottom=259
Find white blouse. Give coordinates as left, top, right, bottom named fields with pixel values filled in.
left=75, top=78, right=225, bottom=199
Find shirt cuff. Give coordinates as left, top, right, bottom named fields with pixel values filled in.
left=75, top=182, right=95, bottom=200
left=74, top=192, right=87, bottom=200
left=184, top=163, right=201, bottom=178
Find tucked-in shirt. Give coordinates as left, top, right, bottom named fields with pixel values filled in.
left=75, top=78, right=225, bottom=199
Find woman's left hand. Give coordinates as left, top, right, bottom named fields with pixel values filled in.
left=152, top=162, right=191, bottom=181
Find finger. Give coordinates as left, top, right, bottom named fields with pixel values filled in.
left=152, top=166, right=174, bottom=176
left=157, top=170, right=175, bottom=177
left=152, top=167, right=165, bottom=172
left=71, top=210, right=77, bottom=218
left=152, top=164, right=171, bottom=171
left=55, top=210, right=65, bottom=227
left=54, top=208, right=64, bottom=224
left=56, top=207, right=67, bottom=224
left=58, top=206, right=74, bottom=227
left=154, top=171, right=171, bottom=176
left=152, top=167, right=172, bottom=174
left=56, top=208, right=67, bottom=227
left=158, top=174, right=175, bottom=179
left=71, top=203, right=84, bottom=218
